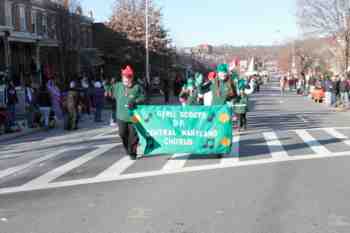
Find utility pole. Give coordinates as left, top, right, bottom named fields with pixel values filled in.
left=145, top=0, right=150, bottom=89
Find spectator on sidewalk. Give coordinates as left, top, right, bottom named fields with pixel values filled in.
left=37, top=84, right=52, bottom=129
left=47, top=79, right=63, bottom=124
left=25, top=82, right=36, bottom=128
left=309, top=75, right=317, bottom=98
left=323, top=76, right=334, bottom=106
left=5, top=81, right=18, bottom=127
left=0, top=104, right=11, bottom=133
left=280, top=76, right=287, bottom=96
left=296, top=77, right=305, bottom=95
left=66, top=81, right=80, bottom=130
left=92, top=81, right=105, bottom=123
left=332, top=75, right=340, bottom=107
left=339, top=75, right=349, bottom=108
left=80, top=77, right=92, bottom=121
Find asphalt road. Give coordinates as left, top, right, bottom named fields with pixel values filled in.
left=1, top=80, right=350, bottom=233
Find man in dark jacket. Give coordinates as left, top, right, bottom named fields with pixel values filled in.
left=324, top=76, right=334, bottom=106
left=5, top=81, right=18, bottom=127
left=37, top=84, right=52, bottom=128
left=25, top=82, right=35, bottom=128
left=66, top=81, right=79, bottom=130
left=113, top=65, right=145, bottom=159
left=339, top=76, right=349, bottom=108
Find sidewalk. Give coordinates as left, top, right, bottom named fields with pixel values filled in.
left=0, top=126, right=43, bottom=143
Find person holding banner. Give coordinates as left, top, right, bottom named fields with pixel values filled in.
left=179, top=78, right=200, bottom=106
left=211, top=64, right=237, bottom=105
left=114, top=65, right=145, bottom=159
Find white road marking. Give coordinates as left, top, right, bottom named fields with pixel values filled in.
left=162, top=154, right=190, bottom=170
left=23, top=144, right=117, bottom=187
left=295, top=129, right=331, bottom=155
left=0, top=149, right=66, bottom=179
left=2, top=150, right=350, bottom=195
left=263, top=132, right=289, bottom=159
left=96, top=155, right=136, bottom=178
left=221, top=134, right=240, bottom=164
left=92, top=128, right=119, bottom=140
left=297, top=115, right=308, bottom=123
left=323, top=128, right=350, bottom=147
left=2, top=127, right=350, bottom=195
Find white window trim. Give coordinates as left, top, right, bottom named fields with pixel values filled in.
left=42, top=12, right=47, bottom=37
left=31, top=10, right=36, bottom=33
left=5, top=0, right=12, bottom=28
left=19, top=4, right=26, bottom=32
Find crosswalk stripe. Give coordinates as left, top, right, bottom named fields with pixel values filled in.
left=295, top=129, right=331, bottom=155
left=162, top=154, right=190, bottom=170
left=92, top=128, right=119, bottom=140
left=323, top=128, right=350, bottom=146
left=23, top=144, right=117, bottom=187
left=263, top=132, right=289, bottom=159
left=0, top=149, right=66, bottom=179
left=96, top=155, right=136, bottom=178
left=221, top=134, right=240, bottom=164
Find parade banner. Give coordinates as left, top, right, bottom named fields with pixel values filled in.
left=132, top=105, right=233, bottom=156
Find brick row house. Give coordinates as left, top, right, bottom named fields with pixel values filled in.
left=0, top=0, right=97, bottom=113
left=0, top=0, right=95, bottom=88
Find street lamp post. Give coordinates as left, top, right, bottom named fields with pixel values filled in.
left=145, top=0, right=150, bottom=89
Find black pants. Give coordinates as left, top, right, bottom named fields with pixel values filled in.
left=117, top=120, right=138, bottom=156
left=239, top=113, right=247, bottom=129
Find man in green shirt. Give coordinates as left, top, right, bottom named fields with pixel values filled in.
left=113, top=65, right=145, bottom=160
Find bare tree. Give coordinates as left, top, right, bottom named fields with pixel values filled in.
left=107, top=0, right=172, bottom=80
left=108, top=0, right=170, bottom=52
left=297, top=0, right=350, bottom=71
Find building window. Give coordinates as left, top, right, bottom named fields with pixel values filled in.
left=4, top=0, right=11, bottom=27
left=19, top=5, right=26, bottom=31
left=31, top=10, right=36, bottom=33
left=12, top=4, right=19, bottom=31
left=42, top=13, right=47, bottom=37
left=36, top=12, right=42, bottom=36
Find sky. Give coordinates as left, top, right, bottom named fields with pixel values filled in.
left=82, top=0, right=299, bottom=47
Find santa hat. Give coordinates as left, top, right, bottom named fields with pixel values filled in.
left=121, top=65, right=134, bottom=78
left=208, top=72, right=217, bottom=81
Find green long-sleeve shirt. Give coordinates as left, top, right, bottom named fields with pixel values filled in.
left=211, top=80, right=236, bottom=105
left=113, top=82, right=145, bottom=122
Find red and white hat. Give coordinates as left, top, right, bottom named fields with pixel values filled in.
left=121, top=65, right=134, bottom=78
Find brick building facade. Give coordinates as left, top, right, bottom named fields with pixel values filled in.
left=0, top=0, right=94, bottom=87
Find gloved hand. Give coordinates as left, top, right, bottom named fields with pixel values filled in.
left=128, top=101, right=136, bottom=110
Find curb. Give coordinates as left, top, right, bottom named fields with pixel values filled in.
left=0, top=128, right=44, bottom=143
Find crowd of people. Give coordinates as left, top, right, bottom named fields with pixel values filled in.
left=177, top=64, right=264, bottom=131
left=0, top=75, right=108, bottom=134
left=0, top=63, right=266, bottom=159
left=280, top=72, right=350, bottom=108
